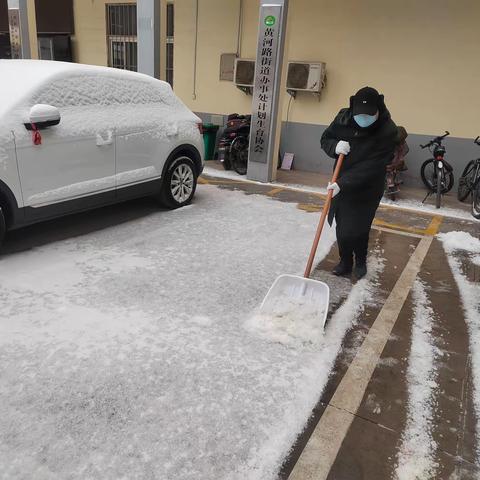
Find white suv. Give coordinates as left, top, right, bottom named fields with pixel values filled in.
left=0, top=60, right=204, bottom=247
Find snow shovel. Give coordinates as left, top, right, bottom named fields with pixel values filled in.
left=260, top=153, right=346, bottom=328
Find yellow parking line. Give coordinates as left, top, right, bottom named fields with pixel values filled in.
left=372, top=225, right=425, bottom=239
left=297, top=203, right=322, bottom=213
left=201, top=178, right=243, bottom=185
left=267, top=187, right=285, bottom=196
left=203, top=174, right=447, bottom=235
left=424, top=215, right=444, bottom=236
left=373, top=219, right=433, bottom=236
left=298, top=207, right=434, bottom=237
left=289, top=235, right=434, bottom=479
left=198, top=177, right=210, bottom=184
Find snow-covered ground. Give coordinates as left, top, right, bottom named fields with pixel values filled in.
left=395, top=280, right=439, bottom=479
left=203, top=166, right=479, bottom=222
left=0, top=185, right=384, bottom=479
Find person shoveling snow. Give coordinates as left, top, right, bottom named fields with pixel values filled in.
left=258, top=88, right=397, bottom=328
left=321, top=86, right=398, bottom=279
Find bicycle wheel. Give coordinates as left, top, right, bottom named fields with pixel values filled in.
left=420, top=159, right=436, bottom=191
left=436, top=167, right=442, bottom=208
left=442, top=165, right=455, bottom=193
left=458, top=160, right=476, bottom=202
left=472, top=181, right=480, bottom=219
left=421, top=159, right=454, bottom=194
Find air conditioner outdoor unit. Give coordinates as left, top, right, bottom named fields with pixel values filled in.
left=234, top=58, right=256, bottom=94
left=286, top=62, right=326, bottom=98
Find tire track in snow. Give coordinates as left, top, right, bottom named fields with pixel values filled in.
left=394, top=279, right=440, bottom=479
left=440, top=231, right=480, bottom=461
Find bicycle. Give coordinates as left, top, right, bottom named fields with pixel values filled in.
left=457, top=136, right=480, bottom=219
left=420, top=131, right=454, bottom=209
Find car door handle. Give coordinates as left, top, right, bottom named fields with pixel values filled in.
left=96, top=130, right=113, bottom=146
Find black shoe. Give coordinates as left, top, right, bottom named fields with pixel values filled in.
left=332, top=259, right=353, bottom=276
left=354, top=263, right=367, bottom=279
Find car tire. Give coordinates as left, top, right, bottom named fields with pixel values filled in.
left=0, top=207, right=5, bottom=249
left=158, top=156, right=198, bottom=209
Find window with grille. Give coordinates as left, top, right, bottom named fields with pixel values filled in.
left=106, top=3, right=137, bottom=72
left=166, top=2, right=174, bottom=86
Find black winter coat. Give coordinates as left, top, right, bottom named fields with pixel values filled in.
left=321, top=101, right=397, bottom=236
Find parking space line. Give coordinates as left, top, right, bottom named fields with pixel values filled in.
left=267, top=187, right=285, bottom=196
left=297, top=203, right=322, bottom=213
left=288, top=235, right=434, bottom=480
left=202, top=179, right=244, bottom=185
left=373, top=218, right=434, bottom=236
left=424, top=215, right=443, bottom=236
left=372, top=225, right=424, bottom=239
left=296, top=206, right=433, bottom=238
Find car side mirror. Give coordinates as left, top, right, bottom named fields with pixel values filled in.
left=24, top=104, right=61, bottom=131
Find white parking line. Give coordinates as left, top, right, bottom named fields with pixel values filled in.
left=288, top=236, right=434, bottom=480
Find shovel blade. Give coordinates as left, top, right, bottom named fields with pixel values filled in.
left=260, top=274, right=330, bottom=328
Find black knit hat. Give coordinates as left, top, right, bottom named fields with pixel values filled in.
left=351, top=87, right=381, bottom=115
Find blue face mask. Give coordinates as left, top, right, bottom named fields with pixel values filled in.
left=354, top=113, right=378, bottom=128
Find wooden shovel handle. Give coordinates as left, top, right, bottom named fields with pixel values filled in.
left=304, top=153, right=345, bottom=278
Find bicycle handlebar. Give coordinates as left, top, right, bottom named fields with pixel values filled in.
left=420, top=131, right=450, bottom=149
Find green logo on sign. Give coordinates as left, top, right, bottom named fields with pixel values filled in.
left=265, top=15, right=276, bottom=27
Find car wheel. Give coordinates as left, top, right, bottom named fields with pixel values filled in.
left=159, top=156, right=197, bottom=209
left=0, top=207, right=5, bottom=249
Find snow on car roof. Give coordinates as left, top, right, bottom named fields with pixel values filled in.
left=0, top=60, right=173, bottom=118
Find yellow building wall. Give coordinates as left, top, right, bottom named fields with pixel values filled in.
left=72, top=0, right=135, bottom=67
left=173, top=0, right=259, bottom=114
left=174, top=0, right=480, bottom=138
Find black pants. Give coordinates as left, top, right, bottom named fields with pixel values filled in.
left=333, top=196, right=380, bottom=266
left=336, top=230, right=370, bottom=265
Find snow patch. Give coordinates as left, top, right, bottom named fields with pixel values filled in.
left=440, top=230, right=480, bottom=254
left=0, top=185, right=385, bottom=479
left=245, top=298, right=327, bottom=348
left=395, top=279, right=440, bottom=479
left=190, top=315, right=214, bottom=327
left=245, top=225, right=336, bottom=348
left=378, top=356, right=399, bottom=367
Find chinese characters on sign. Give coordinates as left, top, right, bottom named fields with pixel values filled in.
left=8, top=9, right=22, bottom=59
left=253, top=27, right=274, bottom=156
left=248, top=8, right=281, bottom=165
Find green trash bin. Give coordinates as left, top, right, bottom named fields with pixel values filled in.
left=202, top=123, right=219, bottom=160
